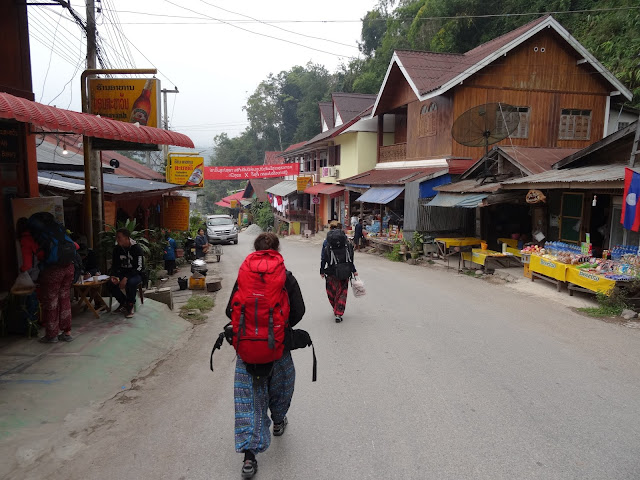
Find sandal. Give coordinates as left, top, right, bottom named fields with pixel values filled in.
left=241, top=459, right=258, bottom=478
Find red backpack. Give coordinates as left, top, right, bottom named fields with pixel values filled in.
left=230, top=250, right=290, bottom=364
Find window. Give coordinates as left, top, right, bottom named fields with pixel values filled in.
left=328, top=145, right=341, bottom=166
left=559, top=192, right=583, bottom=243
left=495, top=106, right=530, bottom=139
left=618, top=121, right=631, bottom=131
left=418, top=102, right=438, bottom=137
left=559, top=109, right=592, bottom=140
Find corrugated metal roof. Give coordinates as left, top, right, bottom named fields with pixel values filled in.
left=39, top=171, right=182, bottom=195
left=340, top=167, right=446, bottom=186
left=265, top=180, right=298, bottom=197
left=319, top=102, right=334, bottom=129
left=38, top=176, right=86, bottom=192
left=501, top=165, right=625, bottom=188
left=356, top=186, right=404, bottom=204
left=498, top=146, right=580, bottom=175
left=426, top=192, right=488, bottom=208
left=435, top=179, right=502, bottom=193
left=333, top=93, right=377, bottom=124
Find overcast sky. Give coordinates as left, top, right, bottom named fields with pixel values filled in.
left=27, top=0, right=378, bottom=153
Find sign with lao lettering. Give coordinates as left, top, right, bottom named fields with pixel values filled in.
left=297, top=176, right=313, bottom=193
left=0, top=121, right=20, bottom=164
left=88, top=78, right=161, bottom=128
left=204, top=163, right=299, bottom=180
left=163, top=196, right=190, bottom=231
left=167, top=155, right=204, bottom=188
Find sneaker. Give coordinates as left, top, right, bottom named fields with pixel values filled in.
left=125, top=307, right=135, bottom=318
left=112, top=304, right=127, bottom=315
left=273, top=417, right=288, bottom=436
left=58, top=333, right=74, bottom=342
left=39, top=335, right=58, bottom=343
left=335, top=315, right=343, bottom=323
left=241, top=459, right=258, bottom=479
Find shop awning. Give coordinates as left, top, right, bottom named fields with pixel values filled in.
left=304, top=183, right=333, bottom=195
left=265, top=180, right=298, bottom=197
left=0, top=92, right=194, bottom=147
left=355, top=186, right=404, bottom=204
left=323, top=184, right=345, bottom=198
left=426, top=192, right=488, bottom=208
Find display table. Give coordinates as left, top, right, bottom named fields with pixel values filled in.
left=528, top=255, right=570, bottom=291
left=566, top=266, right=617, bottom=295
left=462, top=249, right=522, bottom=270
left=367, top=237, right=401, bottom=253
left=435, top=237, right=483, bottom=259
left=498, top=238, right=519, bottom=248
left=73, top=278, right=110, bottom=318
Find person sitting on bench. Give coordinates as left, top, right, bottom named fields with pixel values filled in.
left=108, top=228, right=144, bottom=318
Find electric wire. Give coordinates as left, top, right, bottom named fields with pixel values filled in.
left=164, top=0, right=358, bottom=60
left=38, top=8, right=63, bottom=102
left=198, top=0, right=359, bottom=50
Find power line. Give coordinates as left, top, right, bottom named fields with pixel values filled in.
left=164, top=0, right=358, bottom=60
left=38, top=8, right=63, bottom=102
left=198, top=0, right=359, bottom=50
left=102, top=5, right=640, bottom=25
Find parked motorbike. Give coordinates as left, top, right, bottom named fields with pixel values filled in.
left=184, top=237, right=196, bottom=262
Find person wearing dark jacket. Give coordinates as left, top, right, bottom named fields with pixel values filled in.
left=320, top=221, right=357, bottom=323
left=108, top=228, right=144, bottom=318
left=224, top=232, right=306, bottom=479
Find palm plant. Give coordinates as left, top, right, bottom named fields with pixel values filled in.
left=99, top=219, right=150, bottom=263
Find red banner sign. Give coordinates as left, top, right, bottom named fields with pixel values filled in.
left=204, top=163, right=299, bottom=180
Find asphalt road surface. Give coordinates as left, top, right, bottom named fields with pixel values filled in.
left=15, top=232, right=640, bottom=479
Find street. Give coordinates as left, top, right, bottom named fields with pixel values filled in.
left=10, top=231, right=640, bottom=480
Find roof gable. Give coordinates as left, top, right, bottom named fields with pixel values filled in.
left=332, top=93, right=377, bottom=125
left=373, top=15, right=632, bottom=115
left=319, top=102, right=334, bottom=131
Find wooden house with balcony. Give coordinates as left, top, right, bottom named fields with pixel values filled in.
left=369, top=14, right=632, bottom=238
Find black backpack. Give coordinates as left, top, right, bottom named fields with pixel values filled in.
left=324, top=230, right=353, bottom=280
left=26, top=212, right=76, bottom=268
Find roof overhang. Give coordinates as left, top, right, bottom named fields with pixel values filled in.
left=355, top=186, right=404, bottom=204
left=426, top=192, right=488, bottom=208
left=0, top=92, right=194, bottom=147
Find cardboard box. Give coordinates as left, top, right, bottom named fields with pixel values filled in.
left=189, top=276, right=205, bottom=290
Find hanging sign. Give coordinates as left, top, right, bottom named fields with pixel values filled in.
left=204, top=163, right=299, bottom=180
left=166, top=155, right=204, bottom=188
left=88, top=78, right=161, bottom=127
left=163, top=196, right=190, bottom=231
left=297, top=176, right=313, bottom=193
left=312, top=196, right=320, bottom=205
left=526, top=189, right=546, bottom=204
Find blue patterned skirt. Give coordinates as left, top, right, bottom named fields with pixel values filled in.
left=234, top=351, right=296, bottom=454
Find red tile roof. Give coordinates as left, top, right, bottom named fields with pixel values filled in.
left=283, top=141, right=306, bottom=153
left=264, top=151, right=283, bottom=165
left=341, top=167, right=447, bottom=186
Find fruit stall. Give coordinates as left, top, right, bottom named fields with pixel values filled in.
left=521, top=242, right=638, bottom=295
left=461, top=248, right=521, bottom=271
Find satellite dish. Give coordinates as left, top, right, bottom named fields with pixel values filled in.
left=109, top=158, right=120, bottom=169
left=451, top=103, right=520, bottom=182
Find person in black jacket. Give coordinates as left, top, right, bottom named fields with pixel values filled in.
left=108, top=228, right=144, bottom=318
left=224, top=232, right=306, bottom=479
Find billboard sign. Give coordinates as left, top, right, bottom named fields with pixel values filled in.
left=204, top=163, right=300, bottom=180
left=88, top=78, right=161, bottom=128
left=166, top=155, right=204, bottom=188
left=163, top=196, right=190, bottom=231
left=297, top=176, right=313, bottom=193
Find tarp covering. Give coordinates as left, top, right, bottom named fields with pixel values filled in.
left=265, top=180, right=298, bottom=197
left=426, top=192, right=488, bottom=208
left=355, top=186, right=404, bottom=204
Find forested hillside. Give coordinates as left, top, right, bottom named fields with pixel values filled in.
left=203, top=0, right=640, bottom=211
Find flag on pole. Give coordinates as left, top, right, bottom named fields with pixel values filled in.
left=622, top=167, right=640, bottom=231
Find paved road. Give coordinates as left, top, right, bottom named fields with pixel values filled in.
left=13, top=232, right=640, bottom=479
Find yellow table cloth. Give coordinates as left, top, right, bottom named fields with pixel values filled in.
left=462, top=249, right=515, bottom=266
left=566, top=266, right=616, bottom=294
left=435, top=237, right=483, bottom=248
left=529, top=255, right=570, bottom=282
left=498, top=238, right=519, bottom=248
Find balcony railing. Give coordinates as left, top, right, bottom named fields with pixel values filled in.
left=379, top=142, right=407, bottom=163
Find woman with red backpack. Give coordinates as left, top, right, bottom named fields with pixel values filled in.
left=224, top=232, right=307, bottom=479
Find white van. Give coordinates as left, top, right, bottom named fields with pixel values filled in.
left=206, top=214, right=238, bottom=244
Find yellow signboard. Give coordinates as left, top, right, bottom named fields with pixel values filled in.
left=566, top=266, right=616, bottom=294
left=88, top=78, right=161, bottom=128
left=297, top=176, right=313, bottom=192
left=529, top=254, right=569, bottom=281
left=230, top=199, right=238, bottom=208
left=163, top=196, right=190, bottom=231
left=166, top=154, right=204, bottom=188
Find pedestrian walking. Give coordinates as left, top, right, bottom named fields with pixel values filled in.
left=353, top=218, right=364, bottom=251
left=224, top=232, right=307, bottom=479
left=107, top=228, right=144, bottom=318
left=17, top=214, right=77, bottom=343
left=320, top=221, right=357, bottom=323
left=163, top=232, right=177, bottom=275
left=194, top=227, right=209, bottom=259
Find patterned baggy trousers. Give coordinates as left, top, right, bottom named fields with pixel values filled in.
left=234, top=352, right=295, bottom=454
left=325, top=275, right=349, bottom=316
left=39, top=263, right=75, bottom=338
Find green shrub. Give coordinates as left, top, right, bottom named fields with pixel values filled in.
left=386, top=244, right=404, bottom=262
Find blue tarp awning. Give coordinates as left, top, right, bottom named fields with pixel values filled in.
left=355, top=186, right=404, bottom=204
left=426, top=192, right=488, bottom=208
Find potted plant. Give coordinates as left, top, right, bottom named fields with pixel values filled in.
left=399, top=240, right=409, bottom=254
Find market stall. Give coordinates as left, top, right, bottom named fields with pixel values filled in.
left=435, top=237, right=483, bottom=259
left=462, top=249, right=521, bottom=271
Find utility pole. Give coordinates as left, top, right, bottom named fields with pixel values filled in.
left=83, top=0, right=103, bottom=249
left=161, top=87, right=179, bottom=170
